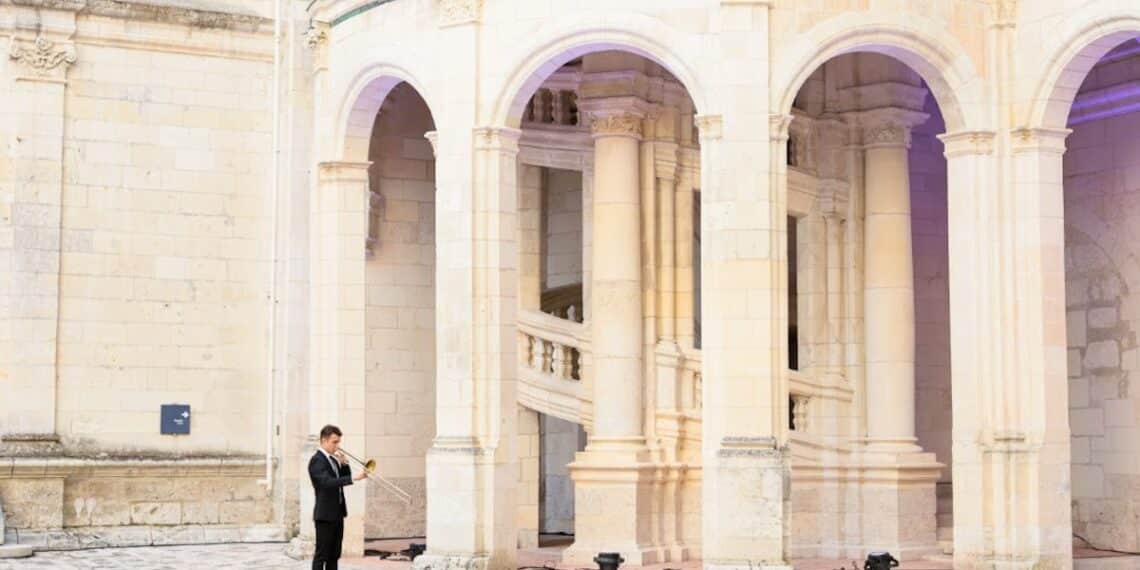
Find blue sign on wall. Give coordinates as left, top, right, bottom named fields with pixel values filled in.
left=160, top=404, right=191, bottom=435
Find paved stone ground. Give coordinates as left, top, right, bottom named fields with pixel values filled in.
left=1, top=541, right=1134, bottom=570
left=0, top=543, right=393, bottom=570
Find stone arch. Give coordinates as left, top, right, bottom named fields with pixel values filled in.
left=335, top=64, right=439, bottom=162
left=1028, top=11, right=1140, bottom=129
left=488, top=12, right=710, bottom=127
left=772, top=12, right=986, bottom=133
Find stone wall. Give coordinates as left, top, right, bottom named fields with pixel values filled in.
left=542, top=169, right=583, bottom=291
left=0, top=1, right=283, bottom=549
left=0, top=460, right=278, bottom=549
left=1064, top=103, right=1140, bottom=551
left=363, top=83, right=436, bottom=539
left=51, top=17, right=272, bottom=454
left=540, top=414, right=583, bottom=535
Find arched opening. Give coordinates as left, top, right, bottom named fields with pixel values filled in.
left=785, top=51, right=952, bottom=561
left=1057, top=35, right=1140, bottom=563
left=357, top=81, right=438, bottom=551
left=508, top=48, right=703, bottom=566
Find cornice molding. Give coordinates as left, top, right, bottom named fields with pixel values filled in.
left=1, top=0, right=269, bottom=31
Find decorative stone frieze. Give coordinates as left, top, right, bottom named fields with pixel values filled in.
left=438, top=0, right=483, bottom=27
left=587, top=112, right=643, bottom=139
left=8, top=36, right=76, bottom=78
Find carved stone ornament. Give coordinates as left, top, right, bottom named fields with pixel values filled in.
left=304, top=25, right=328, bottom=50
left=439, top=0, right=484, bottom=26
left=9, top=36, right=77, bottom=76
left=589, top=112, right=644, bottom=138
left=862, top=122, right=910, bottom=148
left=694, top=114, right=724, bottom=140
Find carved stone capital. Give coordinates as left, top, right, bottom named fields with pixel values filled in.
left=587, top=112, right=644, bottom=139
left=993, top=0, right=1017, bottom=28
left=694, top=114, right=723, bottom=141
left=424, top=131, right=439, bottom=157
left=938, top=130, right=997, bottom=158
left=770, top=113, right=793, bottom=142
left=317, top=160, right=372, bottom=183
left=438, top=0, right=483, bottom=27
left=9, top=35, right=76, bottom=79
left=1010, top=127, right=1070, bottom=155
left=855, top=108, right=929, bottom=149
left=473, top=126, right=521, bottom=154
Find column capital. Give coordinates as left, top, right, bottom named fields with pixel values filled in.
left=1010, top=127, right=1070, bottom=155
left=9, top=35, right=76, bottom=82
left=694, top=114, right=723, bottom=141
left=583, top=108, right=645, bottom=139
left=318, top=160, right=371, bottom=182
left=855, top=108, right=929, bottom=149
left=473, top=126, right=521, bottom=153
left=424, top=131, right=439, bottom=157
left=938, top=130, right=997, bottom=158
left=769, top=113, right=794, bottom=142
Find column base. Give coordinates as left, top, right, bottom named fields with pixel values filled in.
left=413, top=553, right=490, bottom=570
left=855, top=447, right=942, bottom=561
left=565, top=440, right=663, bottom=566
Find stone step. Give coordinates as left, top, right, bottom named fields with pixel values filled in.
left=0, top=544, right=33, bottom=559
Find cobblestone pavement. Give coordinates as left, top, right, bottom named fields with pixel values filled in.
left=0, top=543, right=399, bottom=570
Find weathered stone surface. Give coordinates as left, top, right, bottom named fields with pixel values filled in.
left=1085, top=340, right=1120, bottom=370
left=1088, top=306, right=1119, bottom=329
left=129, top=503, right=180, bottom=526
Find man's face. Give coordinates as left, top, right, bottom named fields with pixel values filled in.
left=321, top=434, right=341, bottom=454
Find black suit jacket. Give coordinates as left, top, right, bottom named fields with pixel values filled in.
left=309, top=450, right=354, bottom=521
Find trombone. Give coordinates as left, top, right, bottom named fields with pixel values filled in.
left=337, top=448, right=414, bottom=506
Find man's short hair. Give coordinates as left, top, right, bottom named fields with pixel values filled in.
left=319, top=425, right=342, bottom=440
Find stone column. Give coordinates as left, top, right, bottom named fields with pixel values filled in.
left=859, top=109, right=928, bottom=452
left=942, top=127, right=1072, bottom=569
left=854, top=109, right=941, bottom=559
left=3, top=31, right=77, bottom=449
left=298, top=161, right=370, bottom=557
left=417, top=125, right=520, bottom=570
left=564, top=105, right=658, bottom=565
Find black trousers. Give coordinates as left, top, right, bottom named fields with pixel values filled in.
left=313, top=519, right=344, bottom=570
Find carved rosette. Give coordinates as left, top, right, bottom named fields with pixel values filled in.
left=439, top=0, right=484, bottom=27
left=9, top=36, right=76, bottom=78
left=588, top=112, right=644, bottom=139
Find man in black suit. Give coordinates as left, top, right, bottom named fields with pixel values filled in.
left=309, top=424, right=367, bottom=570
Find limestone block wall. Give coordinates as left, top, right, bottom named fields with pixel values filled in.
left=909, top=95, right=952, bottom=486
left=53, top=22, right=273, bottom=455
left=1063, top=105, right=1140, bottom=551
left=542, top=168, right=583, bottom=291
left=363, top=83, right=436, bottom=539
left=0, top=3, right=280, bottom=548
left=539, top=414, right=583, bottom=535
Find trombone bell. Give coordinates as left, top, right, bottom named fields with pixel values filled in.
left=364, top=458, right=376, bottom=473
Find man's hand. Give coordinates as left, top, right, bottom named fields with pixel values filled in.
left=333, top=450, right=348, bottom=466
left=353, top=470, right=368, bottom=481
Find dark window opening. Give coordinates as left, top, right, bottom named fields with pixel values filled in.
left=788, top=215, right=798, bottom=370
